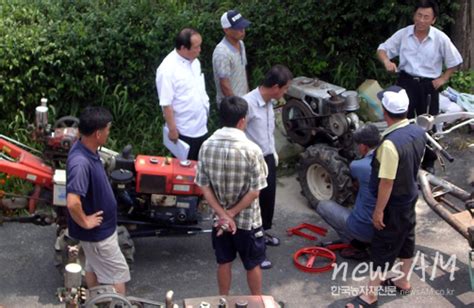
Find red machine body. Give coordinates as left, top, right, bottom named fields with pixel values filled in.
left=46, top=127, right=78, bottom=151
left=134, top=155, right=202, bottom=196
left=0, top=136, right=53, bottom=188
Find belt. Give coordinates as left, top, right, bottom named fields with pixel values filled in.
left=399, top=71, right=433, bottom=82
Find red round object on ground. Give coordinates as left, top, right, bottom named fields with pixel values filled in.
left=293, top=247, right=337, bottom=273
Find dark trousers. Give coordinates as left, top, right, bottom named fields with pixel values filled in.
left=397, top=71, right=439, bottom=118
left=371, top=200, right=416, bottom=272
left=260, top=154, right=276, bottom=230
left=179, top=134, right=207, bottom=161
left=397, top=71, right=439, bottom=170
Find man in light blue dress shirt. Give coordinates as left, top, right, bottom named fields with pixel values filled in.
left=377, top=0, right=462, bottom=119
left=243, top=65, right=293, bottom=269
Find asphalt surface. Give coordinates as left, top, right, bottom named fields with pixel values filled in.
left=1, top=144, right=473, bottom=307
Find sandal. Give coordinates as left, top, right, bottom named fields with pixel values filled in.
left=264, top=233, right=280, bottom=246
left=381, top=277, right=412, bottom=295
left=260, top=258, right=273, bottom=270
left=345, top=295, right=378, bottom=308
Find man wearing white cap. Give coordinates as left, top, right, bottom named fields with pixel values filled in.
left=212, top=10, right=251, bottom=108
left=346, top=86, right=427, bottom=308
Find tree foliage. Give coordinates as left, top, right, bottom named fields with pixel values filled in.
left=0, top=0, right=463, bottom=154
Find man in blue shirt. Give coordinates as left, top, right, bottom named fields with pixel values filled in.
left=66, top=106, right=130, bottom=295
left=316, top=124, right=380, bottom=259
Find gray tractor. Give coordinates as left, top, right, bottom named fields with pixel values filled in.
left=282, top=77, right=362, bottom=209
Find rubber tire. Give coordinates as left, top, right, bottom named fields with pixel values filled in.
left=297, top=144, right=354, bottom=210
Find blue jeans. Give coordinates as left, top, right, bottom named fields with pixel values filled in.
left=316, top=200, right=353, bottom=243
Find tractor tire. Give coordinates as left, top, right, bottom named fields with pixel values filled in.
left=297, top=144, right=353, bottom=210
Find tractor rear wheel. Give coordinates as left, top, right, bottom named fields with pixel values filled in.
left=297, top=144, right=353, bottom=210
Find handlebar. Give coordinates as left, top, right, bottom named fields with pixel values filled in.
left=415, top=112, right=474, bottom=164
left=439, top=149, right=455, bottom=163
left=425, top=132, right=454, bottom=162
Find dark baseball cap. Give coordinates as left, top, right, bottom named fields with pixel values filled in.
left=221, top=10, right=251, bottom=30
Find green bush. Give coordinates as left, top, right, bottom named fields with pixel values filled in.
left=0, top=0, right=463, bottom=155
left=448, top=70, right=474, bottom=94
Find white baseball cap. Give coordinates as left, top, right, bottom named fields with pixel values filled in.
left=377, top=85, right=409, bottom=114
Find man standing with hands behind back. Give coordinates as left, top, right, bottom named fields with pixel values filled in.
left=213, top=9, right=250, bottom=108
left=377, top=0, right=462, bottom=118
left=156, top=28, right=210, bottom=160
left=195, top=96, right=268, bottom=295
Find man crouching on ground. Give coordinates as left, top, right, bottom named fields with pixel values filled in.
left=195, top=96, right=268, bottom=295
left=66, top=106, right=130, bottom=295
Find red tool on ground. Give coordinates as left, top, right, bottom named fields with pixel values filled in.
left=286, top=223, right=328, bottom=241
left=293, top=247, right=336, bottom=273
left=287, top=223, right=352, bottom=273
left=293, top=243, right=351, bottom=273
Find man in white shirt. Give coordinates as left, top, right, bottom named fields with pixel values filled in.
left=243, top=65, right=293, bottom=269
left=212, top=10, right=250, bottom=108
left=156, top=28, right=210, bottom=160
left=377, top=0, right=462, bottom=119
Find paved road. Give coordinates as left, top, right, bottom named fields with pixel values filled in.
left=1, top=146, right=473, bottom=307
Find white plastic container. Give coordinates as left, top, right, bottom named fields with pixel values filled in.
left=53, top=169, right=67, bottom=206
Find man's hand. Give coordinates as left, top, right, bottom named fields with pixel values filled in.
left=383, top=60, right=398, bottom=73
left=84, top=210, right=104, bottom=229
left=168, top=128, right=179, bottom=143
left=224, top=209, right=237, bottom=234
left=432, top=77, right=446, bottom=90
left=223, top=213, right=237, bottom=234
left=214, top=215, right=237, bottom=236
left=372, top=209, right=385, bottom=230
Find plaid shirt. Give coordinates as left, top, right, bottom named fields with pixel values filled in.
left=195, top=127, right=268, bottom=230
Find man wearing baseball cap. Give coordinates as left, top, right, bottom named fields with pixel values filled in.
left=346, top=86, right=427, bottom=308
left=212, top=10, right=251, bottom=109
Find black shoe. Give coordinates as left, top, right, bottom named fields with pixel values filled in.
left=424, top=166, right=435, bottom=174
left=350, top=239, right=370, bottom=250
left=340, top=247, right=369, bottom=260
